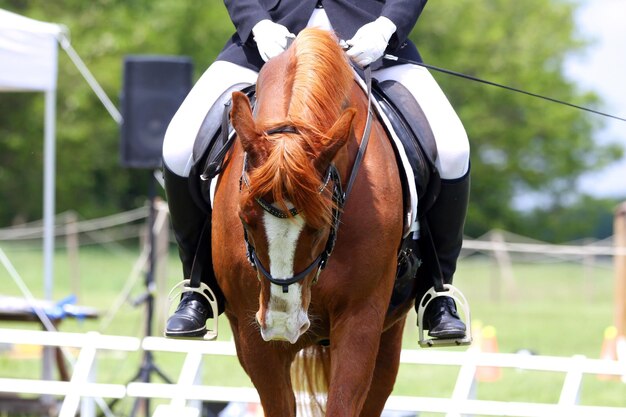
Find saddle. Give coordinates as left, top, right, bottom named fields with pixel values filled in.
left=373, top=80, right=440, bottom=216
left=187, top=84, right=256, bottom=212
left=187, top=79, right=440, bottom=314
left=370, top=80, right=441, bottom=313
left=189, top=80, right=440, bottom=220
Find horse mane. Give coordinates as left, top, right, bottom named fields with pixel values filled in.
left=287, top=28, right=354, bottom=131
left=246, top=28, right=354, bottom=229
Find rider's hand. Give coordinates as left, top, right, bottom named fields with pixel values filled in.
left=252, top=19, right=295, bottom=62
left=346, top=16, right=397, bottom=67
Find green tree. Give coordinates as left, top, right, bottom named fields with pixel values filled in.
left=0, top=0, right=234, bottom=224
left=0, top=0, right=623, bottom=241
left=412, top=0, right=622, bottom=237
left=513, top=195, right=618, bottom=242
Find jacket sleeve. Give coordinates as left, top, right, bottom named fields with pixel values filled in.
left=381, top=0, right=428, bottom=49
left=223, top=0, right=272, bottom=44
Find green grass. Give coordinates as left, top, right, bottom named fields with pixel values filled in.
left=1, top=242, right=625, bottom=416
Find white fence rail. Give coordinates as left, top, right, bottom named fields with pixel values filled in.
left=1, top=329, right=625, bottom=417
left=0, top=328, right=140, bottom=417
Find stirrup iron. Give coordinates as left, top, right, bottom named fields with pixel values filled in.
left=167, top=279, right=219, bottom=340
left=417, top=284, right=472, bottom=348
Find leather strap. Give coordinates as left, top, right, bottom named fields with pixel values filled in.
left=188, top=219, right=211, bottom=288
left=344, top=66, right=373, bottom=200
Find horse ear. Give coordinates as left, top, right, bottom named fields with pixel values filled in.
left=231, top=91, right=260, bottom=157
left=317, top=107, right=356, bottom=171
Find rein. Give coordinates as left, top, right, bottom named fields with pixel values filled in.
left=383, top=54, right=626, bottom=123
left=240, top=67, right=374, bottom=293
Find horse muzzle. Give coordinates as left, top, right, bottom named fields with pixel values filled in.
left=256, top=309, right=310, bottom=344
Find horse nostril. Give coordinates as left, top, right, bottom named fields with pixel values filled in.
left=299, top=321, right=310, bottom=334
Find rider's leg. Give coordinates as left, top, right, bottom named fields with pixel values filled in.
left=422, top=171, right=470, bottom=338
left=163, top=165, right=217, bottom=337
left=373, top=63, right=470, bottom=339
left=163, top=60, right=257, bottom=337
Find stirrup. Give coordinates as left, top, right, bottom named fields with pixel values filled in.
left=167, top=279, right=219, bottom=341
left=417, top=284, right=472, bottom=348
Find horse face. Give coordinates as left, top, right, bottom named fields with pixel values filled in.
left=232, top=88, right=355, bottom=344
left=257, top=209, right=318, bottom=344
left=238, top=195, right=324, bottom=344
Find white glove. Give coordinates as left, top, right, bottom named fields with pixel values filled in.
left=346, top=16, right=397, bottom=67
left=252, top=19, right=295, bottom=62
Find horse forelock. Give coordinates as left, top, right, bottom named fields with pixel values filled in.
left=247, top=28, right=353, bottom=228
left=247, top=133, right=332, bottom=229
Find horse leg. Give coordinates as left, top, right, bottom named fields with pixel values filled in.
left=359, top=319, right=406, bottom=417
left=325, top=309, right=387, bottom=417
left=233, top=327, right=298, bottom=417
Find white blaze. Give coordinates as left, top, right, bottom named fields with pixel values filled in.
left=259, top=207, right=310, bottom=343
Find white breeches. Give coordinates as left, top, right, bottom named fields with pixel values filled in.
left=373, top=64, right=470, bottom=179
left=162, top=60, right=258, bottom=176
left=163, top=8, right=469, bottom=180
left=307, top=7, right=470, bottom=179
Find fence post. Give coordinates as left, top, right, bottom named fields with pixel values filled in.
left=614, top=202, right=626, bottom=339
left=58, top=331, right=98, bottom=417
left=65, top=211, right=81, bottom=301
left=489, top=230, right=516, bottom=301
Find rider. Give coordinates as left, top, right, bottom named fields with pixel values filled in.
left=163, top=0, right=470, bottom=342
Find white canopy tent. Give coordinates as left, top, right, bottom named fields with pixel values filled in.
left=0, top=8, right=121, bottom=301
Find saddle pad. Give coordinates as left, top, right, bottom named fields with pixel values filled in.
left=353, top=73, right=419, bottom=237
left=374, top=80, right=441, bottom=219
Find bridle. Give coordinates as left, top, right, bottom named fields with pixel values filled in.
left=239, top=67, right=374, bottom=293
left=240, top=146, right=344, bottom=293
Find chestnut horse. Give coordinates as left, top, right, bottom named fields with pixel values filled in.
left=212, top=28, right=414, bottom=417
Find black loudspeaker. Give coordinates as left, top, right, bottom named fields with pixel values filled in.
left=120, top=56, right=193, bottom=169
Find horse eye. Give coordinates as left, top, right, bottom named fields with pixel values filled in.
left=306, top=225, right=325, bottom=243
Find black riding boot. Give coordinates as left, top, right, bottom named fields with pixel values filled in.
left=163, top=166, right=223, bottom=338
left=422, top=170, right=470, bottom=339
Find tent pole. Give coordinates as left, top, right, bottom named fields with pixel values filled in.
left=43, top=88, right=56, bottom=301
left=41, top=88, right=57, bottom=394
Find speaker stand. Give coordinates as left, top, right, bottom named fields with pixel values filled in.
left=131, top=172, right=174, bottom=417
left=105, top=172, right=173, bottom=417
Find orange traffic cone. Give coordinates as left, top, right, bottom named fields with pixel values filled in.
left=598, top=326, right=618, bottom=381
left=476, top=325, right=502, bottom=382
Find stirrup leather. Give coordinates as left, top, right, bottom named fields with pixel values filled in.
left=167, top=279, right=219, bottom=340
left=417, top=284, right=472, bottom=348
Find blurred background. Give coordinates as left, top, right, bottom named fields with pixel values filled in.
left=0, top=0, right=624, bottom=239
left=1, top=0, right=625, bottom=416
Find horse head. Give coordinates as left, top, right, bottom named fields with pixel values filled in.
left=230, top=28, right=356, bottom=343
